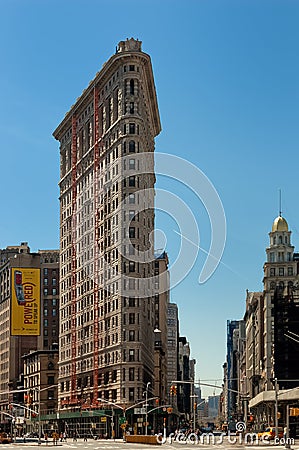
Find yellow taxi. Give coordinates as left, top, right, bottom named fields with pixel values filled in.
left=258, top=427, right=283, bottom=440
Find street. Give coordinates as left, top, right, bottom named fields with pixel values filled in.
left=2, top=437, right=299, bottom=450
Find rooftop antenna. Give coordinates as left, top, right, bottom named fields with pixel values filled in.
left=279, top=189, right=282, bottom=217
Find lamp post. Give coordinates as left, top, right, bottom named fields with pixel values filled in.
left=145, top=382, right=151, bottom=436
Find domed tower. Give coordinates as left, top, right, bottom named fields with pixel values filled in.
left=263, top=215, right=297, bottom=389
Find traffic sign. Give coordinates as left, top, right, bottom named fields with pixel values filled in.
left=119, top=417, right=126, bottom=425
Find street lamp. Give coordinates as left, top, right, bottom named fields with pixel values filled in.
left=145, top=382, right=151, bottom=436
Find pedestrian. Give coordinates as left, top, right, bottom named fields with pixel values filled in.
left=84, top=433, right=87, bottom=441
left=72, top=431, right=77, bottom=442
left=45, top=433, right=48, bottom=445
left=63, top=431, right=67, bottom=442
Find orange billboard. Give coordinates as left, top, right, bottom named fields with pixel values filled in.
left=11, top=268, right=40, bottom=336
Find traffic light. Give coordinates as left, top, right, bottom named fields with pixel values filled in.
left=155, top=398, right=159, bottom=405
left=170, top=385, right=177, bottom=395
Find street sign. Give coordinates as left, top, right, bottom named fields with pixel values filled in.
left=134, top=407, right=146, bottom=414
left=119, top=417, right=126, bottom=425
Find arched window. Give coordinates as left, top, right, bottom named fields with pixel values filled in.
left=130, top=79, right=134, bottom=95
left=279, top=235, right=283, bottom=244
left=129, top=140, right=135, bottom=153
left=285, top=236, right=288, bottom=244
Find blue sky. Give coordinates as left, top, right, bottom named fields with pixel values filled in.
left=1, top=0, right=299, bottom=397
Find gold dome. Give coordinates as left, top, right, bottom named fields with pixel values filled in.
left=272, top=215, right=289, bottom=232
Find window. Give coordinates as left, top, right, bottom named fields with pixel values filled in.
left=52, top=309, right=57, bottom=316
left=44, top=288, right=48, bottom=296
left=129, top=297, right=135, bottom=307
left=44, top=309, right=48, bottom=316
left=52, top=299, right=57, bottom=306
left=129, top=262, right=135, bottom=272
left=269, top=252, right=275, bottom=262
left=129, top=350, right=135, bottom=361
left=129, top=210, right=135, bottom=221
left=48, top=376, right=54, bottom=385
left=130, top=79, right=134, bottom=95
left=270, top=281, right=276, bottom=290
left=129, top=330, right=135, bottom=341
left=270, top=268, right=275, bottom=276
left=129, top=387, right=134, bottom=400
left=129, top=159, right=135, bottom=169
left=129, top=368, right=135, bottom=381
left=129, top=65, right=135, bottom=72
left=52, top=288, right=57, bottom=295
left=47, top=390, right=54, bottom=400
left=129, top=140, right=135, bottom=152
left=129, top=123, right=135, bottom=134
left=129, top=102, right=134, bottom=114
left=44, top=278, right=48, bottom=285
left=129, top=194, right=135, bottom=204
left=279, top=267, right=284, bottom=276
left=43, top=268, right=48, bottom=275
left=129, top=227, right=135, bottom=238
left=288, top=267, right=293, bottom=276
left=44, top=329, right=48, bottom=336
left=52, top=278, right=57, bottom=286
left=129, top=313, right=135, bottom=324
left=129, top=176, right=135, bottom=187
left=44, top=319, right=48, bottom=327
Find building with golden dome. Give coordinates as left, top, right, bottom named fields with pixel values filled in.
left=263, top=215, right=298, bottom=388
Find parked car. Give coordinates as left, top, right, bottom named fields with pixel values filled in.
left=258, top=427, right=283, bottom=440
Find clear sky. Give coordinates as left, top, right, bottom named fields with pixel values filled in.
left=1, top=0, right=299, bottom=398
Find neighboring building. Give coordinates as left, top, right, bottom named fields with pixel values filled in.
left=0, top=243, right=59, bottom=417
left=244, top=291, right=264, bottom=399
left=22, top=349, right=59, bottom=431
left=167, top=303, right=179, bottom=410
left=263, top=215, right=298, bottom=390
left=53, top=38, right=161, bottom=416
left=153, top=251, right=169, bottom=405
left=247, top=216, right=299, bottom=431
left=226, top=320, right=240, bottom=419
left=177, top=337, right=191, bottom=416
left=208, top=395, right=220, bottom=418
left=0, top=243, right=39, bottom=411
left=38, top=250, right=60, bottom=351
left=273, top=285, right=299, bottom=390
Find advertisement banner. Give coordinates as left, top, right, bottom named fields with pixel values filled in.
left=11, top=268, right=40, bottom=336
